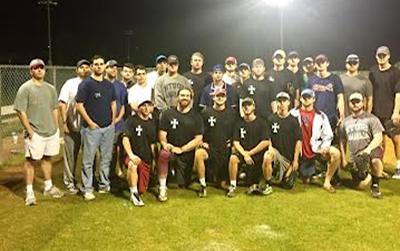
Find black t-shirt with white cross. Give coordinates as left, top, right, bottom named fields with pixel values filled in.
left=201, top=107, right=237, bottom=149
left=122, top=115, right=157, bottom=164
left=267, top=113, right=302, bottom=161
left=232, top=117, right=269, bottom=157
left=159, top=108, right=204, bottom=147
left=240, top=78, right=273, bottom=120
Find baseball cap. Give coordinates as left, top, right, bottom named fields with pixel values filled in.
left=212, top=64, right=224, bottom=72
left=349, top=92, right=363, bottom=101
left=238, top=63, right=250, bottom=70
left=167, top=55, right=179, bottom=64
left=105, top=59, right=119, bottom=68
left=302, top=57, right=314, bottom=65
left=211, top=87, right=226, bottom=96
left=276, top=91, right=290, bottom=100
left=242, top=97, right=255, bottom=106
left=76, top=59, right=90, bottom=68
left=225, top=56, right=237, bottom=64
left=301, top=89, right=315, bottom=98
left=345, top=54, right=359, bottom=63
left=137, top=98, right=153, bottom=107
left=155, top=55, right=167, bottom=64
left=29, top=58, right=45, bottom=69
left=252, top=58, right=265, bottom=68
left=315, top=54, right=329, bottom=64
left=376, top=46, right=390, bottom=56
left=288, top=51, right=300, bottom=58
left=272, top=49, right=286, bottom=59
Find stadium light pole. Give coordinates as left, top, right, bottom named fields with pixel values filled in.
left=263, top=0, right=292, bottom=49
left=38, top=0, right=58, bottom=66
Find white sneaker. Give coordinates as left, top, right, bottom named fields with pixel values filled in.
left=66, top=185, right=79, bottom=195
left=25, top=191, right=37, bottom=206
left=83, top=192, right=96, bottom=201
left=43, top=186, right=64, bottom=198
left=158, top=187, right=168, bottom=202
left=392, top=168, right=400, bottom=179
left=130, top=192, right=145, bottom=207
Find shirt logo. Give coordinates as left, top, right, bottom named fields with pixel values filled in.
left=208, top=116, right=216, bottom=127
left=170, top=118, right=179, bottom=129
left=269, top=76, right=275, bottom=82
left=272, top=122, right=280, bottom=133
left=94, top=92, right=101, bottom=99
left=135, top=125, right=143, bottom=136
left=248, top=85, right=256, bottom=95
left=240, top=127, right=247, bottom=139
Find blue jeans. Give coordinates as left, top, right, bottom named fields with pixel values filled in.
left=81, top=124, right=115, bottom=193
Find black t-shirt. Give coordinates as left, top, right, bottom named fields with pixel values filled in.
left=268, top=113, right=302, bottom=161
left=240, top=78, right=273, bottom=120
left=159, top=108, right=204, bottom=147
left=232, top=117, right=269, bottom=156
left=201, top=107, right=237, bottom=149
left=76, top=77, right=116, bottom=128
left=267, top=68, right=299, bottom=107
left=122, top=115, right=157, bottom=164
left=369, top=66, right=400, bottom=119
left=183, top=71, right=212, bottom=111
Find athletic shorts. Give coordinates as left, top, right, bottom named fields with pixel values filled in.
left=25, top=130, right=60, bottom=160
left=202, top=146, right=230, bottom=182
left=269, top=147, right=291, bottom=182
left=232, top=151, right=264, bottom=185
left=381, top=118, right=400, bottom=138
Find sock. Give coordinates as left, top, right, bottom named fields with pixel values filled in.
left=199, top=178, right=206, bottom=187
left=371, top=175, right=379, bottom=186
left=396, top=160, right=400, bottom=169
left=130, top=186, right=138, bottom=194
left=159, top=178, right=167, bottom=188
left=26, top=184, right=33, bottom=193
left=230, top=180, right=237, bottom=187
left=44, top=180, right=53, bottom=191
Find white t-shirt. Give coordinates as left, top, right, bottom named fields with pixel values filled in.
left=128, top=82, right=153, bottom=108
left=147, top=71, right=161, bottom=89
left=58, top=77, right=82, bottom=104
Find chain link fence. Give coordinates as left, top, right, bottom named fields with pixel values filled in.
left=0, top=65, right=75, bottom=164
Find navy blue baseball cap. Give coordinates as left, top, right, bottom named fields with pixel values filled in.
left=212, top=64, right=224, bottom=72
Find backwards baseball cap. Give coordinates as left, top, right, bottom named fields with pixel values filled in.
left=238, top=63, right=250, bottom=70
left=225, top=56, right=237, bottom=64
left=242, top=97, right=255, bottom=106
left=276, top=91, right=290, bottom=100
left=315, top=54, right=329, bottom=64
left=211, top=87, right=226, bottom=96
left=302, top=57, right=314, bottom=65
left=76, top=59, right=90, bottom=67
left=301, top=88, right=315, bottom=98
left=288, top=51, right=300, bottom=58
left=137, top=97, right=153, bottom=107
left=155, top=55, right=167, bottom=64
left=272, top=49, right=286, bottom=59
left=349, top=92, right=363, bottom=101
left=252, top=58, right=265, bottom=68
left=106, top=59, right=119, bottom=68
left=167, top=55, right=179, bottom=64
left=376, top=46, right=390, bottom=56
left=345, top=54, right=359, bottom=63
left=212, top=64, right=224, bottom=72
left=29, top=58, right=45, bottom=69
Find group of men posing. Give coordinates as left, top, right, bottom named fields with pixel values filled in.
left=15, top=45, right=400, bottom=206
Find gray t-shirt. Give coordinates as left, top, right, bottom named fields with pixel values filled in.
left=340, top=73, right=373, bottom=116
left=14, top=79, right=58, bottom=137
left=341, top=112, right=384, bottom=158
left=154, top=73, right=191, bottom=111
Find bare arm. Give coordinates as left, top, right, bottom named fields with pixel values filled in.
left=52, top=108, right=59, bottom=129
left=115, top=104, right=125, bottom=124
left=339, top=138, right=348, bottom=167
left=248, top=140, right=270, bottom=156
left=76, top=102, right=98, bottom=129
left=16, top=111, right=34, bottom=138
left=233, top=140, right=247, bottom=157
left=337, top=93, right=345, bottom=125
left=59, top=101, right=69, bottom=133
left=181, top=135, right=203, bottom=153
left=366, top=96, right=373, bottom=113
left=111, top=100, right=117, bottom=124
left=292, top=140, right=302, bottom=171
left=122, top=136, right=141, bottom=165
left=391, top=93, right=400, bottom=120
left=159, top=130, right=174, bottom=151
left=362, top=132, right=383, bottom=155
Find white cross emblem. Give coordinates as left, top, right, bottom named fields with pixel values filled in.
left=170, top=118, right=179, bottom=129
left=272, top=122, right=280, bottom=133
left=240, top=127, right=247, bottom=139
left=135, top=125, right=143, bottom=136
left=248, top=85, right=256, bottom=95
left=208, top=116, right=216, bottom=127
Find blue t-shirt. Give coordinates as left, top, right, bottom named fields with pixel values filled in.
left=307, top=74, right=344, bottom=126
left=76, top=77, right=116, bottom=128
left=113, top=80, right=128, bottom=132
left=199, top=83, right=237, bottom=109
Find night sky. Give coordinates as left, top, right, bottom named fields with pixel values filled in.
left=2, top=0, right=400, bottom=71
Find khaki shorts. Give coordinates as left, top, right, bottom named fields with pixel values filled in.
left=25, top=130, right=60, bottom=160
left=269, top=147, right=291, bottom=182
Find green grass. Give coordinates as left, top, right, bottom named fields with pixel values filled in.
left=0, top=159, right=400, bottom=251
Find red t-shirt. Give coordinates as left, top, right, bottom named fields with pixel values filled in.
left=300, top=108, right=316, bottom=159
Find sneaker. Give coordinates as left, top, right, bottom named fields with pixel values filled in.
left=198, top=185, right=207, bottom=198
left=226, top=185, right=236, bottom=198
left=66, top=185, right=79, bottom=195
left=370, top=184, right=381, bottom=198
left=43, top=186, right=64, bottom=198
left=392, top=168, right=400, bottom=179
left=83, top=192, right=96, bottom=201
left=130, top=192, right=145, bottom=207
left=98, top=186, right=111, bottom=194
left=259, top=184, right=273, bottom=196
left=158, top=187, right=168, bottom=202
left=247, top=184, right=259, bottom=195
left=25, top=191, right=37, bottom=206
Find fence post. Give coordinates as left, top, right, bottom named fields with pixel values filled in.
left=0, top=66, right=3, bottom=165
left=53, top=66, right=57, bottom=89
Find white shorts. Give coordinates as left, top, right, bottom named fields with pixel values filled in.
left=25, top=130, right=60, bottom=160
